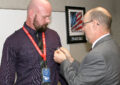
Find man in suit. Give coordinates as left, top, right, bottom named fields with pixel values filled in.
left=0, top=0, right=68, bottom=85
left=54, top=7, right=120, bottom=85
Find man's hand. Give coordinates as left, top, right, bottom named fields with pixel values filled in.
left=54, top=47, right=74, bottom=63
left=59, top=47, right=74, bottom=63
left=54, top=49, right=67, bottom=63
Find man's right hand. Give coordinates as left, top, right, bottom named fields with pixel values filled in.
left=59, top=47, right=74, bottom=63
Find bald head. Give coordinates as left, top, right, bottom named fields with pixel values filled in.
left=26, top=0, right=52, bottom=31
left=84, top=7, right=112, bottom=30
left=28, top=0, right=51, bottom=13
left=82, top=7, right=112, bottom=44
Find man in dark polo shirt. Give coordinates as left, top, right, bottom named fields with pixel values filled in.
left=0, top=0, right=68, bottom=85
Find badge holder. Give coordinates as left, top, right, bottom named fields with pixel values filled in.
left=41, top=61, right=51, bottom=85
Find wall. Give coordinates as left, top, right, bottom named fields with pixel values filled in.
left=112, top=0, right=120, bottom=46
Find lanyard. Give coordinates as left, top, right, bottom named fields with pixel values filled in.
left=23, top=26, right=46, bottom=61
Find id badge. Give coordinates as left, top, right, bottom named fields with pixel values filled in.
left=42, top=68, right=51, bottom=83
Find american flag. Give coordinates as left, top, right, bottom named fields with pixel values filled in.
left=70, top=12, right=83, bottom=32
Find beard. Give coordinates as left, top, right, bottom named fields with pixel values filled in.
left=34, top=23, right=48, bottom=32
left=33, top=16, right=48, bottom=32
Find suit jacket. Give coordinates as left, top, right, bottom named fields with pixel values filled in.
left=60, top=35, right=120, bottom=85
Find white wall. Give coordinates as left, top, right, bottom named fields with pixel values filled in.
left=0, top=9, right=69, bottom=64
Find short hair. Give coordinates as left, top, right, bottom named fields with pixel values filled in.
left=89, top=7, right=112, bottom=29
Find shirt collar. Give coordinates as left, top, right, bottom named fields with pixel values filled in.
left=23, top=22, right=37, bottom=35
left=92, top=33, right=110, bottom=49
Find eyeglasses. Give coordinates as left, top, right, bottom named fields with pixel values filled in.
left=82, top=20, right=93, bottom=27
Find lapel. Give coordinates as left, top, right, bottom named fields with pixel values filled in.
left=93, top=35, right=112, bottom=49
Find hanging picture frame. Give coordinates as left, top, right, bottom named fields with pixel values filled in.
left=65, top=6, right=86, bottom=44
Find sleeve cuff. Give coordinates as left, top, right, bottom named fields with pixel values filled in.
left=60, top=60, right=71, bottom=76
left=71, top=60, right=79, bottom=67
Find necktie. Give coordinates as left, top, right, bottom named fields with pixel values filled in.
left=35, top=32, right=45, bottom=67
left=36, top=32, right=50, bottom=85
left=36, top=32, right=43, bottom=52
left=89, top=48, right=92, bottom=51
